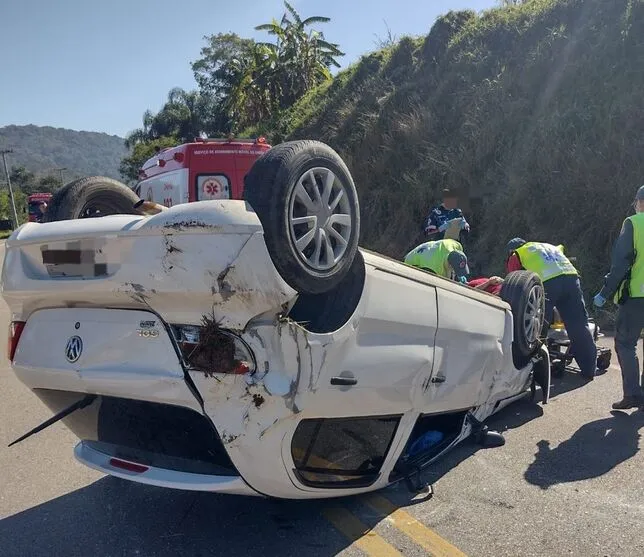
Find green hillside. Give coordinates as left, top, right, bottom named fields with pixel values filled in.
left=0, top=124, right=126, bottom=180
left=257, top=0, right=644, bottom=317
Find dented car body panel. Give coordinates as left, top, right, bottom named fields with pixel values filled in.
left=2, top=201, right=297, bottom=330
left=2, top=198, right=548, bottom=499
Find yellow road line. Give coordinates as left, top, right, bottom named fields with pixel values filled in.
left=362, top=494, right=468, bottom=557
left=322, top=506, right=403, bottom=556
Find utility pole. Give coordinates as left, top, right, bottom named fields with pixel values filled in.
left=1, top=149, right=20, bottom=229
left=54, top=167, right=67, bottom=185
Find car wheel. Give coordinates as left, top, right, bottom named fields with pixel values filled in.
left=43, top=176, right=141, bottom=222
left=244, top=140, right=361, bottom=295
left=500, top=271, right=545, bottom=369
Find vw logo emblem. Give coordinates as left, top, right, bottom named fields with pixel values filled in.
left=65, top=336, right=83, bottom=363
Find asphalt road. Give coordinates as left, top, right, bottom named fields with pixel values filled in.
left=1, top=239, right=643, bottom=557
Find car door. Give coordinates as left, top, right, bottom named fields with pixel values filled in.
left=297, top=252, right=440, bottom=418
left=420, top=284, right=507, bottom=413
left=270, top=254, right=441, bottom=493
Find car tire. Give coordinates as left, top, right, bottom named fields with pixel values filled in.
left=43, top=176, right=140, bottom=222
left=244, top=140, right=361, bottom=295
left=500, top=270, right=545, bottom=369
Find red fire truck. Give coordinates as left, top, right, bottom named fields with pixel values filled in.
left=27, top=192, right=53, bottom=222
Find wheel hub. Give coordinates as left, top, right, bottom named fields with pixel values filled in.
left=523, top=284, right=544, bottom=344
left=288, top=167, right=353, bottom=272
left=318, top=207, right=332, bottom=228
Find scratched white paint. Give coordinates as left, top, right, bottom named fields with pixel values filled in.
left=1, top=200, right=297, bottom=330
left=262, top=370, right=292, bottom=396
left=1, top=199, right=549, bottom=499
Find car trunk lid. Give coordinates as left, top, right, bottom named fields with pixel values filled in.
left=12, top=307, right=203, bottom=412
left=2, top=200, right=297, bottom=330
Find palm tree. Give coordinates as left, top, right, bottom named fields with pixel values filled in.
left=125, top=109, right=155, bottom=149
left=126, top=2, right=344, bottom=141
left=124, top=88, right=212, bottom=146
left=165, top=87, right=209, bottom=141
left=225, top=43, right=280, bottom=130
left=254, top=1, right=344, bottom=109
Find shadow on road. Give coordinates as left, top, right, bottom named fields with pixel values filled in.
left=549, top=365, right=611, bottom=398
left=0, top=398, right=549, bottom=557
left=0, top=477, right=351, bottom=557
left=407, top=364, right=619, bottom=496
left=383, top=398, right=546, bottom=509
left=0, top=376, right=608, bottom=555
left=524, top=410, right=644, bottom=490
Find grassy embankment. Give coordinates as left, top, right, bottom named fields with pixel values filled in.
left=249, top=0, right=644, bottom=327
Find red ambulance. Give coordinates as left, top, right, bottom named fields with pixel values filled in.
left=133, top=137, right=272, bottom=207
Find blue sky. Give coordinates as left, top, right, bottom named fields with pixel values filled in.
left=0, top=0, right=496, bottom=138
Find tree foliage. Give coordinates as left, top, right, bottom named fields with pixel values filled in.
left=0, top=164, right=62, bottom=226
left=253, top=1, right=343, bottom=109
left=7, top=165, right=62, bottom=195
left=124, top=89, right=215, bottom=148
left=119, top=136, right=179, bottom=183
left=121, top=0, right=343, bottom=175
left=0, top=124, right=126, bottom=180
left=0, top=190, right=27, bottom=225
left=192, top=33, right=257, bottom=104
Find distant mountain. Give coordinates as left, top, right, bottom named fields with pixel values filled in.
left=0, top=124, right=127, bottom=181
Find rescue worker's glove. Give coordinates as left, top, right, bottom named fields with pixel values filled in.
left=593, top=293, right=606, bottom=307
left=458, top=276, right=468, bottom=284
left=438, top=221, right=450, bottom=232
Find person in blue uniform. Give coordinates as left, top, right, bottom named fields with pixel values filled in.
left=423, top=189, right=470, bottom=242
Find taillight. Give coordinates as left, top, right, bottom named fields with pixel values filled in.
left=170, top=324, right=254, bottom=375
left=109, top=458, right=149, bottom=474
left=8, top=321, right=25, bottom=362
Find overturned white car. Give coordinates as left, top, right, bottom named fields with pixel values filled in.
left=2, top=140, right=550, bottom=499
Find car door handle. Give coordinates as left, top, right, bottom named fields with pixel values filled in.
left=330, top=376, right=358, bottom=386
left=431, top=375, right=446, bottom=384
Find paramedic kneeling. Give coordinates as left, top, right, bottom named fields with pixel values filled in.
left=404, top=238, right=470, bottom=283
left=593, top=185, right=644, bottom=410
left=506, top=238, right=597, bottom=380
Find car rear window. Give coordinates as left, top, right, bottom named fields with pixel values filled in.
left=290, top=415, right=401, bottom=487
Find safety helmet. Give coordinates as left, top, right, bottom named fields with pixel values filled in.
left=506, top=237, right=526, bottom=253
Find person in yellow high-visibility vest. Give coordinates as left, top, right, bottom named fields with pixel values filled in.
left=506, top=238, right=597, bottom=381
left=403, top=238, right=470, bottom=283
left=593, top=185, right=644, bottom=411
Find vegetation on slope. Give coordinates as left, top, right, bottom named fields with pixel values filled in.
left=253, top=0, right=644, bottom=320
left=0, top=124, right=126, bottom=181
left=0, top=125, right=127, bottom=224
